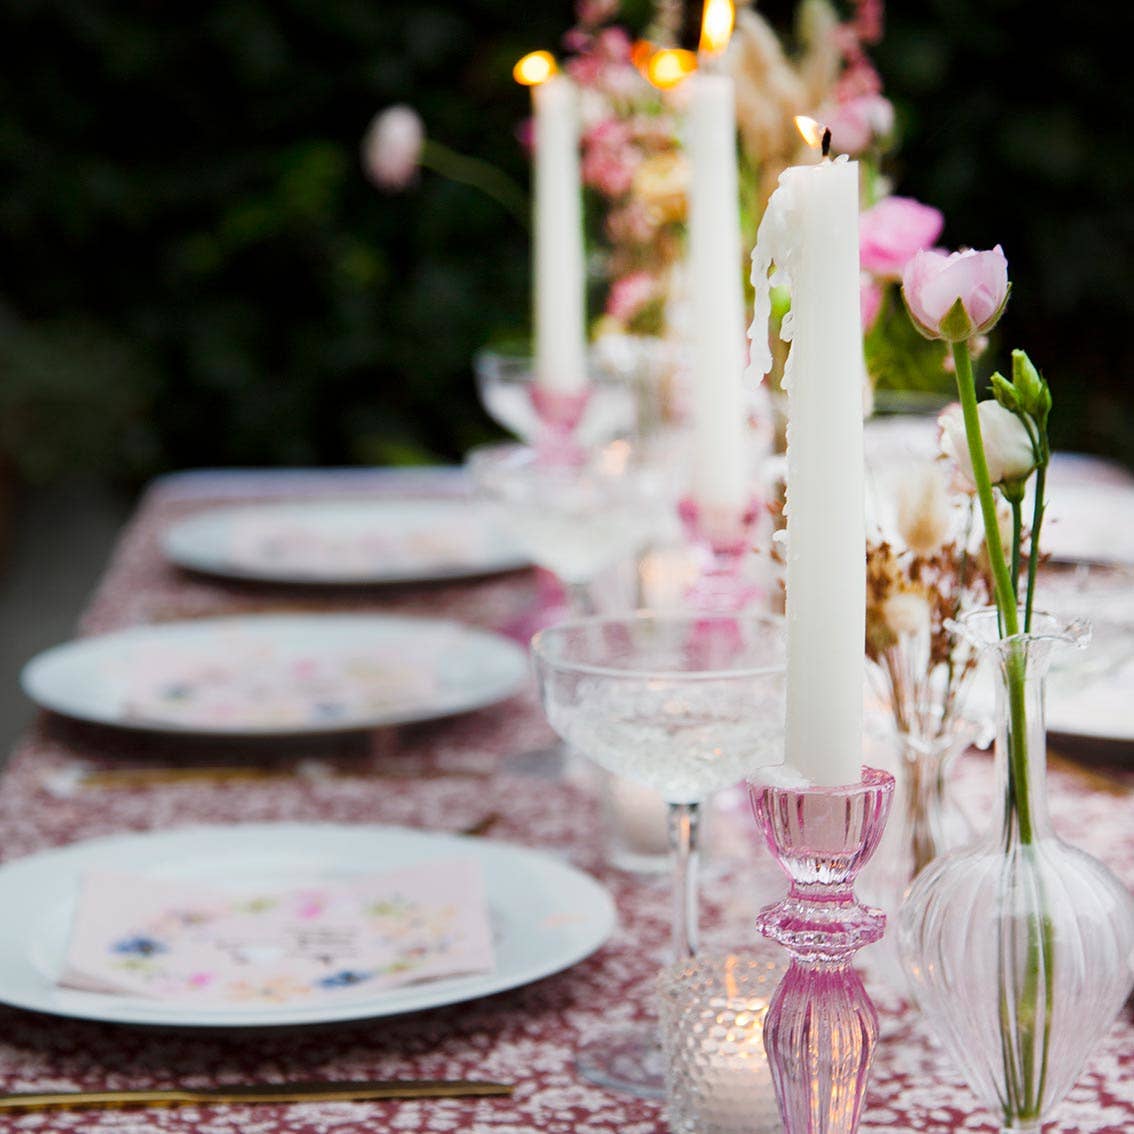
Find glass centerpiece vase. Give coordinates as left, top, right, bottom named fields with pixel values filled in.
left=899, top=608, right=1134, bottom=1134
left=532, top=612, right=786, bottom=1097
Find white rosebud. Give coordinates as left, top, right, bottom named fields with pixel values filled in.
left=883, top=591, right=932, bottom=640
left=895, top=462, right=953, bottom=554
left=938, top=400, right=1036, bottom=492
left=361, top=105, right=425, bottom=190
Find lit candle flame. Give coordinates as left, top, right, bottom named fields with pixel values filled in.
left=794, top=115, right=832, bottom=157
left=513, top=50, right=558, bottom=87
left=699, top=0, right=735, bottom=57
left=645, top=47, right=698, bottom=90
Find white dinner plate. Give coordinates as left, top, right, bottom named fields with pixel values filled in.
left=0, top=823, right=616, bottom=1027
left=162, top=498, right=529, bottom=585
left=21, top=614, right=528, bottom=736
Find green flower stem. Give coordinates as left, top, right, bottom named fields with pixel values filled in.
left=950, top=342, right=1020, bottom=638
left=1025, top=463, right=1046, bottom=633
left=1010, top=497, right=1022, bottom=602
left=952, top=335, right=1050, bottom=1121
left=420, top=140, right=530, bottom=229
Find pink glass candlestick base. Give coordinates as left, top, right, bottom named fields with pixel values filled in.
left=677, top=496, right=764, bottom=612
left=748, top=766, right=895, bottom=1134
left=530, top=384, right=591, bottom=466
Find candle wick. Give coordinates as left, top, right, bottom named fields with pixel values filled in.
left=821, top=127, right=832, bottom=158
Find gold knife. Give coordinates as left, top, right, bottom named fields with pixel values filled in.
left=0, top=1079, right=514, bottom=1112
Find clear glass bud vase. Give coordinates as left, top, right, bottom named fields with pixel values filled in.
left=890, top=721, right=975, bottom=884
left=898, top=609, right=1134, bottom=1134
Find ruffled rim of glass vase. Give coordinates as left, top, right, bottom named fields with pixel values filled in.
left=946, top=605, right=1091, bottom=653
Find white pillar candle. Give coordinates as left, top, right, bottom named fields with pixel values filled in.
left=687, top=68, right=747, bottom=511
left=531, top=73, right=587, bottom=394
left=746, top=151, right=864, bottom=786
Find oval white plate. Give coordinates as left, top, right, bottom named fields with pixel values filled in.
left=21, top=614, right=528, bottom=736
left=162, top=499, right=529, bottom=585
left=0, top=823, right=616, bottom=1027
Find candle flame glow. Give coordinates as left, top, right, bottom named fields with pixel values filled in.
left=513, top=50, right=558, bottom=87
left=794, top=115, right=824, bottom=148
left=644, top=47, right=698, bottom=90
left=699, top=0, right=735, bottom=57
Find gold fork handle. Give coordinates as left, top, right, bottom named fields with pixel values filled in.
left=0, top=1080, right=514, bottom=1111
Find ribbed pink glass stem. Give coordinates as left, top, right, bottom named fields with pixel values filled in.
left=749, top=767, right=895, bottom=1134
left=676, top=495, right=763, bottom=612
left=529, top=385, right=591, bottom=467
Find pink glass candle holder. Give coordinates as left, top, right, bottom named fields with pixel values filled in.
left=677, top=495, right=764, bottom=612
left=748, top=766, right=895, bottom=1134
left=530, top=384, right=592, bottom=466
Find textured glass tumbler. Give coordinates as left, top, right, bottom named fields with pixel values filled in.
left=657, top=951, right=786, bottom=1134
left=749, top=767, right=895, bottom=1134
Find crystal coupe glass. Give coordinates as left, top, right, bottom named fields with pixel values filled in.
left=532, top=612, right=786, bottom=1096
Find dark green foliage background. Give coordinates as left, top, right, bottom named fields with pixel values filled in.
left=0, top=0, right=1130, bottom=485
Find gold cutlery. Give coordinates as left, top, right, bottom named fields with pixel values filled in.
left=0, top=1079, right=514, bottom=1112
left=77, top=766, right=488, bottom=790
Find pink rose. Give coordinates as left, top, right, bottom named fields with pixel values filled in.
left=859, top=196, right=944, bottom=279
left=826, top=93, right=894, bottom=155
left=361, top=105, right=424, bottom=190
left=860, top=274, right=883, bottom=331
left=939, top=401, right=1036, bottom=490
left=902, top=245, right=1010, bottom=342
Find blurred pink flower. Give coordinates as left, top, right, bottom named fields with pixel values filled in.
left=606, top=271, right=658, bottom=323
left=577, top=0, right=619, bottom=28
left=582, top=120, right=639, bottom=196
left=860, top=274, right=883, bottom=331
left=606, top=199, right=659, bottom=245
left=827, top=93, right=894, bottom=155
left=902, top=246, right=1010, bottom=342
left=361, top=105, right=424, bottom=190
left=859, top=195, right=944, bottom=278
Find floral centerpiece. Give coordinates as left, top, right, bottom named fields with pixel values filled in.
left=895, top=245, right=1134, bottom=1133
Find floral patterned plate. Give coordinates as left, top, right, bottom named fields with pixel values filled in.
left=0, top=822, right=616, bottom=1027
left=162, top=498, right=529, bottom=584
left=20, top=614, right=528, bottom=735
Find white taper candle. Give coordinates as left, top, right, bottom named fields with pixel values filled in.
left=746, top=154, right=864, bottom=785
left=531, top=74, right=587, bottom=394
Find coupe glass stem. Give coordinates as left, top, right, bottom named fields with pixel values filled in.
left=564, top=581, right=597, bottom=617
left=667, top=801, right=701, bottom=959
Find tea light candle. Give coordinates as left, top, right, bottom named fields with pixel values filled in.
left=659, top=952, right=783, bottom=1134
left=514, top=51, right=587, bottom=395
left=745, top=119, right=864, bottom=786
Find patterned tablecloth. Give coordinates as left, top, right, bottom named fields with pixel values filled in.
left=0, top=468, right=1131, bottom=1133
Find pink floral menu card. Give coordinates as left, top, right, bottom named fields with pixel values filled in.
left=59, top=860, right=495, bottom=1005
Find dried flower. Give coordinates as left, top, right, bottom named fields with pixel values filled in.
left=883, top=590, right=932, bottom=639
left=895, top=461, right=953, bottom=553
